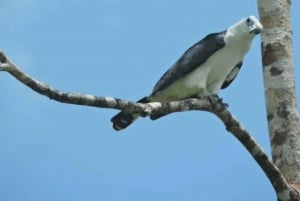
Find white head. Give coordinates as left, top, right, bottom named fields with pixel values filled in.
left=229, top=16, right=263, bottom=37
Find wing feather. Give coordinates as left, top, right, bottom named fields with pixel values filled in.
left=152, top=30, right=226, bottom=95
left=221, top=61, right=243, bottom=89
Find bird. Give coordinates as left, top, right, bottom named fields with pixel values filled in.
left=111, top=16, right=263, bottom=131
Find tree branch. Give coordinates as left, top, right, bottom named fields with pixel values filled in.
left=0, top=49, right=298, bottom=200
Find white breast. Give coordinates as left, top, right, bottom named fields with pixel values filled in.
left=184, top=35, right=252, bottom=95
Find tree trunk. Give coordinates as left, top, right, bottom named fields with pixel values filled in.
left=258, top=0, right=300, bottom=188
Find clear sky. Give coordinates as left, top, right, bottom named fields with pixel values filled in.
left=1, top=1, right=299, bottom=201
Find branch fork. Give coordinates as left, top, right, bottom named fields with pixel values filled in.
left=0, top=49, right=299, bottom=200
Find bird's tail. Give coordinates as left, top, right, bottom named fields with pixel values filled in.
left=111, top=97, right=148, bottom=131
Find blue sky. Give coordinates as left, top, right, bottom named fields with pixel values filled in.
left=1, top=1, right=299, bottom=201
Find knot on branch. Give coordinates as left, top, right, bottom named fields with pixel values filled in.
left=137, top=103, right=152, bottom=117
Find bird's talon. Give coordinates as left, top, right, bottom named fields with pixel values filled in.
left=206, top=95, right=229, bottom=109
left=216, top=97, right=229, bottom=108
left=223, top=102, right=229, bottom=108
left=207, top=94, right=220, bottom=105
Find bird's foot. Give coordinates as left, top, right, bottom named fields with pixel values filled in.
left=207, top=94, right=228, bottom=108
left=188, top=94, right=228, bottom=109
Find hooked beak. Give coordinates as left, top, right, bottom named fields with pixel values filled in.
left=249, top=24, right=263, bottom=34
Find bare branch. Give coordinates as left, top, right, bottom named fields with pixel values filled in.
left=0, top=49, right=298, bottom=199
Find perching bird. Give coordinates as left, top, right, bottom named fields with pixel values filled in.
left=111, top=16, right=263, bottom=131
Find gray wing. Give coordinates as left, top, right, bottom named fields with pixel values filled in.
left=221, top=61, right=243, bottom=89
left=151, top=30, right=226, bottom=95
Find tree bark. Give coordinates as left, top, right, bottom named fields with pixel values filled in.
left=258, top=0, right=300, bottom=199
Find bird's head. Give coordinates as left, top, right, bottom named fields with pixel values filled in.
left=229, top=16, right=263, bottom=37
left=246, top=16, right=263, bottom=34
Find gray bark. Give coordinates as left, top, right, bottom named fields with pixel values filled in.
left=258, top=0, right=300, bottom=200
left=258, top=0, right=300, bottom=183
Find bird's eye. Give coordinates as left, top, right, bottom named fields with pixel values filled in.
left=246, top=18, right=251, bottom=24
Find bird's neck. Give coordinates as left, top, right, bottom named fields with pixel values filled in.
left=224, top=27, right=254, bottom=56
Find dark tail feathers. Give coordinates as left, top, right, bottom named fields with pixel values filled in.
left=111, top=97, right=148, bottom=131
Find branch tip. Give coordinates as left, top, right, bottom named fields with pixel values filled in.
left=0, top=50, right=8, bottom=63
